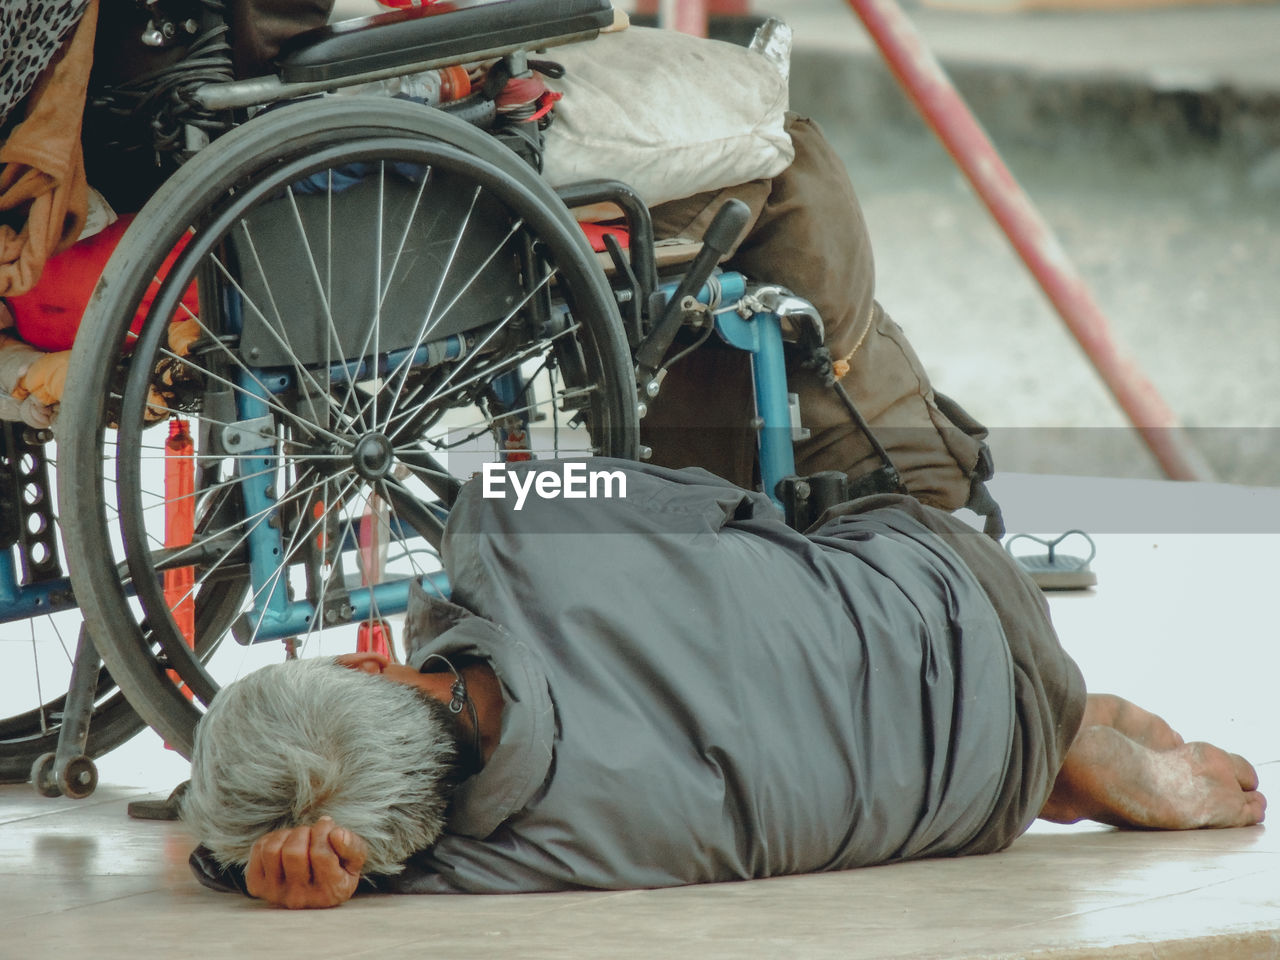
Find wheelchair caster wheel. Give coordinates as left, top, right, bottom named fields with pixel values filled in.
left=30, top=752, right=62, bottom=798
left=58, top=755, right=99, bottom=800
left=29, top=753, right=99, bottom=799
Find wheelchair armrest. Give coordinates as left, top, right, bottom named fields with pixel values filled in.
left=278, top=0, right=616, bottom=84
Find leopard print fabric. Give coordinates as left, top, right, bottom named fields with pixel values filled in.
left=0, top=0, right=91, bottom=128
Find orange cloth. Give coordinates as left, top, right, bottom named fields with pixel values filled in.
left=0, top=0, right=98, bottom=297
left=13, top=349, right=70, bottom=408
left=3, top=314, right=199, bottom=421
left=168, top=318, right=202, bottom=356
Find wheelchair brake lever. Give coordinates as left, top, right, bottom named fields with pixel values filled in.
left=602, top=232, right=644, bottom=347
left=634, top=198, right=752, bottom=391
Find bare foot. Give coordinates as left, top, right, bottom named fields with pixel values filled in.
left=1082, top=693, right=1185, bottom=752
left=1041, top=725, right=1267, bottom=830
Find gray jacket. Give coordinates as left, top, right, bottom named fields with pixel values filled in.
left=391, top=461, right=1015, bottom=893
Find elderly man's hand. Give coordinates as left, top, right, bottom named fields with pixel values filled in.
left=245, top=816, right=367, bottom=909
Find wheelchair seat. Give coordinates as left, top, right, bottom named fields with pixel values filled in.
left=278, top=0, right=617, bottom=84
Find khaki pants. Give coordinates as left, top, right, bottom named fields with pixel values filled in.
left=641, top=115, right=991, bottom=514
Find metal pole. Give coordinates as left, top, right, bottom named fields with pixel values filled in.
left=654, top=0, right=709, bottom=35
left=844, top=0, right=1213, bottom=481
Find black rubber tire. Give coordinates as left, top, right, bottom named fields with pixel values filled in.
left=59, top=97, right=638, bottom=756
left=0, top=684, right=143, bottom=786
left=0, top=434, right=150, bottom=785
left=0, top=569, right=246, bottom=784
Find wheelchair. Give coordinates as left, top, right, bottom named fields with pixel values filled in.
left=4, top=0, right=877, bottom=774
left=0, top=418, right=146, bottom=790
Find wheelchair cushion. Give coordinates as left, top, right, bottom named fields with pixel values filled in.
left=277, top=0, right=616, bottom=83
left=579, top=221, right=627, bottom=253
left=542, top=27, right=795, bottom=207
left=577, top=221, right=706, bottom=273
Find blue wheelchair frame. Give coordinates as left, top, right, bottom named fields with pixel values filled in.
left=227, top=268, right=808, bottom=644
left=0, top=282, right=806, bottom=647
left=0, top=429, right=77, bottom=627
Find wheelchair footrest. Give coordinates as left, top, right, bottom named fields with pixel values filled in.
left=0, top=423, right=61, bottom=578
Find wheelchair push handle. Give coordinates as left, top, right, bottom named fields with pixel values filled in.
left=700, top=197, right=754, bottom=255
left=635, top=199, right=753, bottom=383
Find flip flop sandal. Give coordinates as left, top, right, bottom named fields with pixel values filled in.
left=126, top=779, right=189, bottom=821
left=1005, top=530, right=1097, bottom=591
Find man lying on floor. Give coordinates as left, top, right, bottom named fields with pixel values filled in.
left=181, top=462, right=1265, bottom=909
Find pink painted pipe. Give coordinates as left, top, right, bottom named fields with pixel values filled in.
left=845, top=0, right=1213, bottom=481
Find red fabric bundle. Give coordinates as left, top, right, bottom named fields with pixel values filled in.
left=6, top=213, right=198, bottom=351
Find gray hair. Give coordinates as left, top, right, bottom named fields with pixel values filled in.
left=181, top=656, right=461, bottom=876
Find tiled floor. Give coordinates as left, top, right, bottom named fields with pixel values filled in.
left=2, top=474, right=1278, bottom=959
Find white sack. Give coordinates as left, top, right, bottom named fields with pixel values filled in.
left=542, top=26, right=794, bottom=207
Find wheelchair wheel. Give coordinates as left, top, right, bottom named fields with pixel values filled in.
left=1, top=440, right=248, bottom=784
left=0, top=427, right=148, bottom=785
left=0, top=622, right=143, bottom=785
left=0, top=573, right=247, bottom=783
left=59, top=97, right=638, bottom=756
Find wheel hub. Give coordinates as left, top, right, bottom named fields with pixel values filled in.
left=351, top=432, right=394, bottom=480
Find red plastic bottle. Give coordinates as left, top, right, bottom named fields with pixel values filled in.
left=356, top=493, right=392, bottom=658
left=163, top=419, right=195, bottom=700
